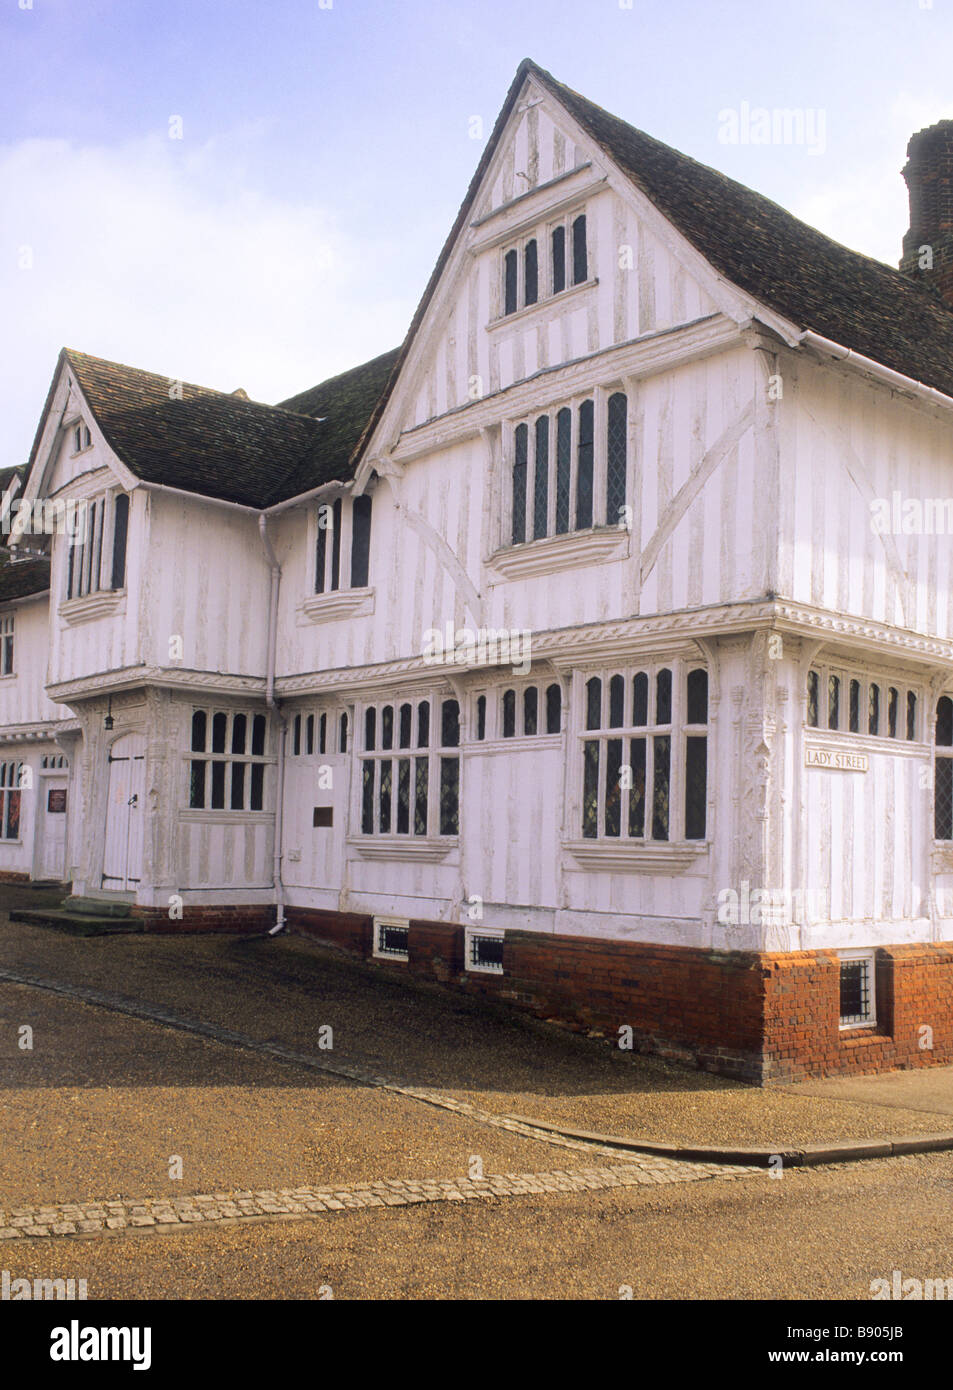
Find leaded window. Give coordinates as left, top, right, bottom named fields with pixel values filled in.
left=315, top=495, right=372, bottom=594
left=509, top=392, right=627, bottom=545
left=580, top=665, right=707, bottom=843
left=189, top=709, right=268, bottom=810
left=808, top=666, right=920, bottom=745
left=360, top=696, right=459, bottom=837
left=936, top=696, right=953, bottom=841
left=0, top=761, right=22, bottom=839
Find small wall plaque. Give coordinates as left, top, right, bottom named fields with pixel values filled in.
left=313, top=807, right=333, bottom=827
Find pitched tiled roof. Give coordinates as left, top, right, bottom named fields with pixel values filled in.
left=35, top=349, right=400, bottom=509
left=542, top=65, right=953, bottom=399
left=57, top=351, right=328, bottom=509
left=353, top=60, right=953, bottom=462
left=0, top=556, right=50, bottom=602
left=275, top=348, right=400, bottom=498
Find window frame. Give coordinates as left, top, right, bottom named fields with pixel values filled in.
left=186, top=707, right=270, bottom=813
left=312, top=492, right=373, bottom=596
left=63, top=488, right=129, bottom=602
left=806, top=663, right=921, bottom=744
left=503, top=385, right=629, bottom=549
left=464, top=924, right=504, bottom=975
left=573, top=660, right=709, bottom=847
left=0, top=614, right=14, bottom=676
left=838, top=948, right=877, bottom=1030
left=357, top=694, right=460, bottom=840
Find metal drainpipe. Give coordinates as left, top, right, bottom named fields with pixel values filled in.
left=258, top=513, right=287, bottom=935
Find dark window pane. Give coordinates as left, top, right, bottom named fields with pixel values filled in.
left=111, top=494, right=129, bottom=589
left=350, top=494, right=372, bottom=588
left=512, top=423, right=528, bottom=544
left=840, top=959, right=871, bottom=1024
left=439, top=757, right=459, bottom=835
left=552, top=225, right=566, bottom=294
left=606, top=392, right=627, bottom=526
left=417, top=701, right=430, bottom=748
left=807, top=671, right=819, bottom=727
left=555, top=407, right=571, bottom=534
left=686, top=669, right=708, bottom=725
left=888, top=687, right=899, bottom=738
left=656, top=669, right=672, bottom=725
left=379, top=759, right=392, bottom=832
left=533, top=415, right=549, bottom=539
left=869, top=684, right=880, bottom=736
left=250, top=763, right=264, bottom=810
left=609, top=674, right=624, bottom=728
left=212, top=712, right=227, bottom=754
left=632, top=673, right=648, bottom=726
left=441, top=699, right=460, bottom=747
left=211, top=760, right=226, bottom=810
left=399, top=702, right=412, bottom=748
left=231, top=713, right=247, bottom=755
left=652, top=735, right=670, bottom=841
left=339, top=712, right=348, bottom=753
left=582, top=741, right=599, bottom=838
left=397, top=759, right=410, bottom=834
left=330, top=497, right=342, bottom=591
left=849, top=679, right=860, bottom=733
left=585, top=677, right=602, bottom=731
left=477, top=694, right=486, bottom=740
left=685, top=736, right=707, bottom=840
left=189, top=761, right=206, bottom=809
left=504, top=248, right=518, bottom=315
left=319, top=712, right=327, bottom=755
left=365, top=706, right=376, bottom=752
left=293, top=714, right=301, bottom=757
left=605, top=737, right=622, bottom=837
left=546, top=683, right=561, bottom=734
left=503, top=689, right=516, bottom=737
left=907, top=691, right=917, bottom=742
left=937, top=697, right=953, bottom=747
left=936, top=756, right=953, bottom=839
left=575, top=399, right=594, bottom=530
left=251, top=715, right=266, bottom=756
left=414, top=757, right=429, bottom=834
left=628, top=738, right=646, bottom=837
left=315, top=507, right=328, bottom=592
left=381, top=705, right=394, bottom=751
left=306, top=714, right=314, bottom=756
left=362, top=761, right=374, bottom=833
left=230, top=761, right=245, bottom=810
left=572, top=214, right=587, bottom=284
left=523, top=686, right=538, bottom=736
left=191, top=710, right=207, bottom=752
left=524, top=239, right=538, bottom=306
left=828, top=675, right=840, bottom=731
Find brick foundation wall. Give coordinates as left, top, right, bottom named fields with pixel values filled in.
left=0, top=871, right=32, bottom=884
left=762, top=944, right=953, bottom=1082
left=140, top=901, right=953, bottom=1084
left=130, top=904, right=276, bottom=935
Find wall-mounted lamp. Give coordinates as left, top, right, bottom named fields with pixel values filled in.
left=104, top=695, right=114, bottom=731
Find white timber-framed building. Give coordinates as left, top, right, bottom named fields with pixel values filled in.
left=5, top=60, right=953, bottom=1081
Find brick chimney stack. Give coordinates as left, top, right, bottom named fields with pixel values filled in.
left=900, top=120, right=953, bottom=307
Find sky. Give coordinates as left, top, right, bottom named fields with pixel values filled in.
left=3, top=0, right=953, bottom=464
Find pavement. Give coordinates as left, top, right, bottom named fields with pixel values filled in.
left=3, top=882, right=953, bottom=1299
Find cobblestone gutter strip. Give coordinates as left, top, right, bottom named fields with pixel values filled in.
left=0, top=1162, right=758, bottom=1242
left=0, top=966, right=748, bottom=1173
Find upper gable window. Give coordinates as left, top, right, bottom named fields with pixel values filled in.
left=315, top=494, right=373, bottom=594
left=71, top=423, right=92, bottom=455
left=502, top=208, right=589, bottom=318
left=64, top=491, right=129, bottom=601
left=509, top=389, right=628, bottom=544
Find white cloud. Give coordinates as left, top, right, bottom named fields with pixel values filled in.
left=2, top=132, right=410, bottom=462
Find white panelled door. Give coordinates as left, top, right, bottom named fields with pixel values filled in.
left=102, top=734, right=145, bottom=891
left=36, top=778, right=68, bottom=881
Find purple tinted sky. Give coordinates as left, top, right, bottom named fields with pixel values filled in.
left=3, top=0, right=953, bottom=461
